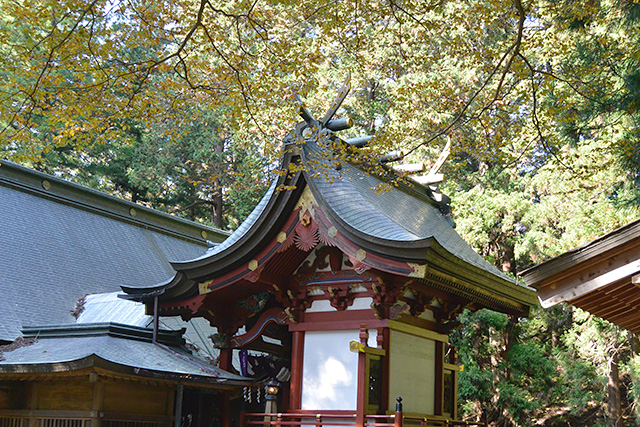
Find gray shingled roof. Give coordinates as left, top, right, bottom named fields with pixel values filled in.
left=302, top=139, right=518, bottom=284
left=0, top=161, right=227, bottom=342
left=0, top=323, right=248, bottom=384
left=77, top=292, right=220, bottom=361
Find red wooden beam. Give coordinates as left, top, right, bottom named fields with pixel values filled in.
left=230, top=307, right=288, bottom=349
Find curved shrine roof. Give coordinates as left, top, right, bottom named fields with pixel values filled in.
left=302, top=139, right=516, bottom=283
left=123, top=131, right=536, bottom=314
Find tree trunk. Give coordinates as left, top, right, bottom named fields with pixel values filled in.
left=607, top=351, right=621, bottom=427
left=212, top=181, right=223, bottom=229
left=212, top=139, right=224, bottom=229
left=629, top=331, right=640, bottom=356
left=501, top=243, right=515, bottom=274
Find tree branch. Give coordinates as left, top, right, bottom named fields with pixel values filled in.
left=519, top=53, right=578, bottom=174
left=401, top=0, right=526, bottom=159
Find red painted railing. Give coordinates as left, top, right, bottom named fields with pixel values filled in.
left=242, top=412, right=488, bottom=427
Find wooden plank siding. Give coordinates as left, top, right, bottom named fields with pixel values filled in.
left=0, top=377, right=174, bottom=427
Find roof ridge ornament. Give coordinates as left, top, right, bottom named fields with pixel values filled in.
left=293, top=73, right=357, bottom=141
left=321, top=71, right=351, bottom=126
left=410, top=137, right=451, bottom=186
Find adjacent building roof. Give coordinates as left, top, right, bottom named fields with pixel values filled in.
left=77, top=292, right=220, bottom=361
left=0, top=323, right=250, bottom=387
left=0, top=160, right=228, bottom=342
left=520, top=218, right=640, bottom=334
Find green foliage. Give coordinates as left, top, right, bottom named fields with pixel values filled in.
left=453, top=309, right=557, bottom=424
left=623, top=355, right=640, bottom=424
left=454, top=302, right=639, bottom=425
left=30, top=105, right=269, bottom=228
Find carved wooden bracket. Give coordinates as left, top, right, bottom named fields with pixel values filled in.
left=211, top=317, right=245, bottom=348
left=370, top=281, right=404, bottom=319
left=433, top=299, right=465, bottom=323
left=210, top=332, right=230, bottom=349
left=272, top=284, right=309, bottom=323
left=295, top=246, right=332, bottom=278
left=348, top=254, right=371, bottom=274
left=230, top=307, right=288, bottom=348
left=245, top=264, right=266, bottom=283
left=328, top=286, right=356, bottom=311
left=407, top=290, right=436, bottom=317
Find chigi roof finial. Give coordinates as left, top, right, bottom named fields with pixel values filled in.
left=292, top=73, right=372, bottom=149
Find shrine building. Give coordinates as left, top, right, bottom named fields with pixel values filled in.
left=0, top=160, right=244, bottom=427
left=123, top=83, right=538, bottom=426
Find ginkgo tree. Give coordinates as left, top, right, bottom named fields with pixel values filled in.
left=3, top=0, right=638, bottom=169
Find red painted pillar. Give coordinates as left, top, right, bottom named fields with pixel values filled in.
left=289, top=331, right=305, bottom=410
left=378, top=327, right=390, bottom=413
left=219, top=347, right=233, bottom=371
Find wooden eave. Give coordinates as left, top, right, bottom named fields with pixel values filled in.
left=520, top=219, right=640, bottom=333
left=520, top=218, right=640, bottom=288
left=0, top=355, right=250, bottom=389
left=422, top=244, right=537, bottom=315
left=169, top=153, right=306, bottom=282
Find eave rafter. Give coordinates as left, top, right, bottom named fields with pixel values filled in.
left=521, top=220, right=640, bottom=334
left=534, top=239, right=640, bottom=308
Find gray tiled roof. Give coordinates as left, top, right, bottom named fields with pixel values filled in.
left=0, top=323, right=247, bottom=383
left=303, top=140, right=516, bottom=283
left=77, top=292, right=220, bottom=361
left=75, top=292, right=153, bottom=327
left=120, top=181, right=278, bottom=294
left=0, top=161, right=226, bottom=342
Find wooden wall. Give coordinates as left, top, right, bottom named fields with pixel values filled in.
left=103, top=381, right=174, bottom=415
left=0, top=382, right=28, bottom=410
left=0, top=376, right=175, bottom=417
left=388, top=330, right=436, bottom=415
left=37, top=379, right=94, bottom=411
